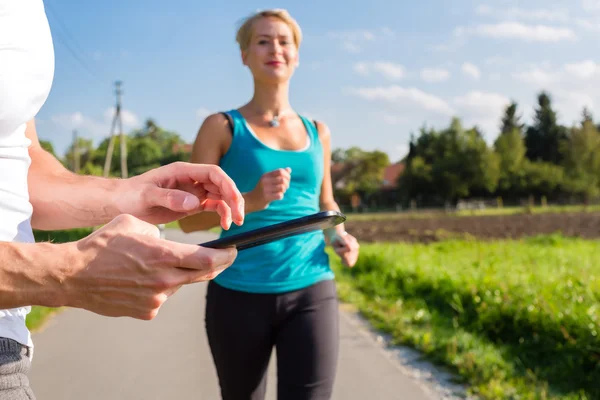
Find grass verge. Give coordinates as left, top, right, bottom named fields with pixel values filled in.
left=330, top=234, right=599, bottom=399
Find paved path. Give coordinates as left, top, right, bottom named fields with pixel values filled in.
left=29, top=229, right=441, bottom=399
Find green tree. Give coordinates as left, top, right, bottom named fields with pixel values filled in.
left=132, top=118, right=185, bottom=158
left=91, top=136, right=122, bottom=176
left=127, top=136, right=162, bottom=175
left=494, top=102, right=527, bottom=193
left=39, top=140, right=57, bottom=157
left=335, top=147, right=390, bottom=195
left=520, top=160, right=564, bottom=196
left=79, top=162, right=103, bottom=176
left=64, top=137, right=95, bottom=172
left=500, top=101, right=524, bottom=135
left=525, top=91, right=568, bottom=164
left=432, top=120, right=499, bottom=201
left=561, top=111, right=600, bottom=199
left=399, top=118, right=499, bottom=204
left=332, top=148, right=345, bottom=163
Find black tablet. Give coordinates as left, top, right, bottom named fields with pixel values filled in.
left=199, top=210, right=346, bottom=251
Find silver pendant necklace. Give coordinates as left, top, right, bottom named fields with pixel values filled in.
left=269, top=115, right=280, bottom=128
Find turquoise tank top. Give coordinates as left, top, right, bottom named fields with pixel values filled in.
left=213, top=109, right=334, bottom=294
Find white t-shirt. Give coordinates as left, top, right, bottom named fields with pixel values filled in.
left=0, top=0, right=55, bottom=348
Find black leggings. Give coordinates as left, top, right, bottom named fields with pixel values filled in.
left=205, top=279, right=339, bottom=400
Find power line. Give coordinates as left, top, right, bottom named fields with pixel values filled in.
left=44, top=1, right=109, bottom=85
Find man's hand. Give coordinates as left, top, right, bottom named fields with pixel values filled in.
left=62, top=214, right=237, bottom=320
left=115, top=162, right=245, bottom=230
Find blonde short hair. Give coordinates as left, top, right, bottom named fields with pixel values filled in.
left=235, top=9, right=302, bottom=51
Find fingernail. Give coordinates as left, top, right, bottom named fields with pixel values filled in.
left=183, top=196, right=199, bottom=210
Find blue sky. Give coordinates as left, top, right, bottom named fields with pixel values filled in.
left=37, top=0, right=600, bottom=161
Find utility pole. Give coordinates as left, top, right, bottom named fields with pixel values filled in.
left=103, top=81, right=128, bottom=178
left=72, top=129, right=80, bottom=173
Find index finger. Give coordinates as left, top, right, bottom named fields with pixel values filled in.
left=181, top=163, right=245, bottom=226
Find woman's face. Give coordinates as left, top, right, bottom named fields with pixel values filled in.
left=242, top=17, right=299, bottom=84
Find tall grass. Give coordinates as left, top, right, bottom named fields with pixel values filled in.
left=331, top=234, right=600, bottom=399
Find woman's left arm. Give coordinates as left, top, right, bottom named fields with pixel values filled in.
left=316, top=121, right=359, bottom=267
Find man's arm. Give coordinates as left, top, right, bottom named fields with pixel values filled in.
left=0, top=241, right=70, bottom=309
left=26, top=120, right=122, bottom=230
left=26, top=119, right=245, bottom=230
left=0, top=213, right=238, bottom=317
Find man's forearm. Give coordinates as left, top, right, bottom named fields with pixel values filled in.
left=0, top=241, right=70, bottom=309
left=28, top=147, right=123, bottom=230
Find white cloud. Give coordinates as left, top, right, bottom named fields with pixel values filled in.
left=476, top=5, right=493, bottom=15
left=511, top=61, right=600, bottom=126
left=52, top=109, right=141, bottom=141
left=564, top=60, right=600, bottom=79
left=196, top=107, right=212, bottom=120
left=453, top=91, right=510, bottom=115
left=461, top=62, right=481, bottom=80
left=373, top=62, right=406, bottom=80
left=456, top=22, right=577, bottom=42
left=476, top=5, right=570, bottom=23
left=51, top=112, right=107, bottom=138
left=346, top=85, right=454, bottom=116
left=557, top=91, right=595, bottom=121
left=396, top=143, right=409, bottom=158
left=371, top=111, right=406, bottom=125
left=513, top=67, right=560, bottom=86
left=353, top=62, right=406, bottom=80
left=485, top=56, right=509, bottom=66
left=354, top=63, right=370, bottom=76
left=328, top=28, right=395, bottom=53
left=432, top=34, right=468, bottom=53
left=103, top=108, right=140, bottom=128
left=380, top=27, right=395, bottom=37
left=453, top=91, right=511, bottom=140
left=420, top=68, right=450, bottom=83
left=582, top=0, right=600, bottom=12
left=514, top=61, right=600, bottom=86
left=51, top=112, right=85, bottom=129
left=342, top=42, right=362, bottom=53
left=576, top=19, right=600, bottom=32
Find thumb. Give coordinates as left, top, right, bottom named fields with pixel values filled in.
left=148, top=187, right=200, bottom=212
